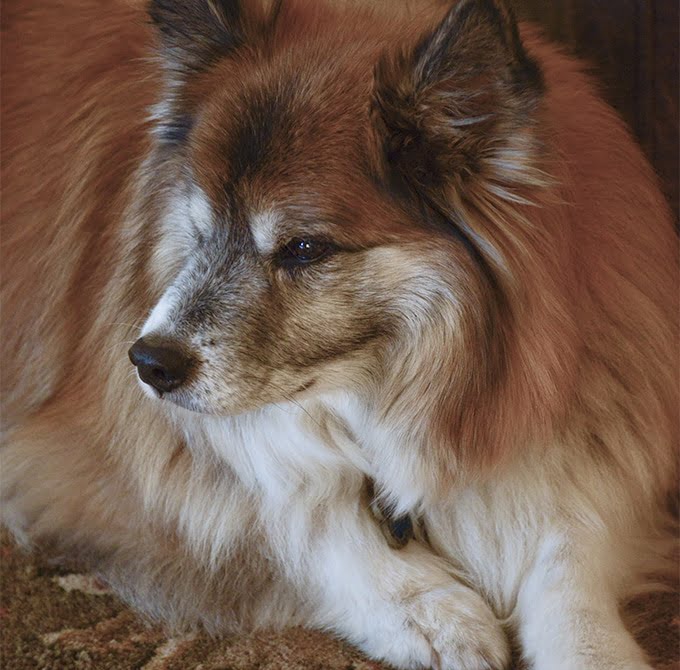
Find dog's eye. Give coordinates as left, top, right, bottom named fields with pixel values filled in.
left=279, top=238, right=334, bottom=266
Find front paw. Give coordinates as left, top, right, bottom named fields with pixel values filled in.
left=408, top=584, right=510, bottom=670
left=361, top=583, right=510, bottom=670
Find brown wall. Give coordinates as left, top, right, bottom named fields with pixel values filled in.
left=515, top=0, right=679, bottom=220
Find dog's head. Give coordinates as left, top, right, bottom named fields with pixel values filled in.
left=131, top=0, right=565, bottom=469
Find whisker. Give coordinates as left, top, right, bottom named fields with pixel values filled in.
left=101, top=340, right=138, bottom=358
left=107, top=321, right=141, bottom=327
left=105, top=321, right=144, bottom=332
left=266, top=380, right=323, bottom=430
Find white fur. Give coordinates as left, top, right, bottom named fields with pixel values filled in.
left=158, top=398, right=510, bottom=669
left=141, top=286, right=178, bottom=337
left=250, top=210, right=280, bottom=255
left=188, top=186, right=213, bottom=236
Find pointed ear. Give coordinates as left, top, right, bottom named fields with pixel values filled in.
left=371, top=0, right=544, bottom=193
left=148, top=0, right=245, bottom=73
left=148, top=1, right=279, bottom=145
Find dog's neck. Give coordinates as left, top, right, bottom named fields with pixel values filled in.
left=164, top=391, right=435, bottom=514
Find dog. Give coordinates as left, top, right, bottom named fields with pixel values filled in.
left=2, top=0, right=677, bottom=668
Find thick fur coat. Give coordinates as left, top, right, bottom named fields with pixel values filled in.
left=1, top=1, right=677, bottom=668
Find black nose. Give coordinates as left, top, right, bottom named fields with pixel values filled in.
left=128, top=337, right=191, bottom=394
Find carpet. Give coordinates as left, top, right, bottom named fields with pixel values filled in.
left=1, top=530, right=678, bottom=669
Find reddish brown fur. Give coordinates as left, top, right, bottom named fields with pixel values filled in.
left=1, top=0, right=677, bottom=665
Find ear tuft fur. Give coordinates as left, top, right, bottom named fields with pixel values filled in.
left=371, top=0, right=544, bottom=193
left=148, top=0, right=245, bottom=72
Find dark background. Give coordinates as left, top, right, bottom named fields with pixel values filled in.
left=514, top=0, right=679, bottom=220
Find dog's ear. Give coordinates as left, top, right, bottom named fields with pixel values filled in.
left=148, top=1, right=279, bottom=145
left=149, top=0, right=246, bottom=73
left=371, top=0, right=544, bottom=193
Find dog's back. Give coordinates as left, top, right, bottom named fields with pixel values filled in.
left=1, top=1, right=155, bottom=427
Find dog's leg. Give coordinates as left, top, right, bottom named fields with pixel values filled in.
left=291, top=503, right=510, bottom=670
left=516, top=532, right=652, bottom=670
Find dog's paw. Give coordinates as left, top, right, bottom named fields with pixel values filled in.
left=359, top=583, right=510, bottom=670
left=407, top=584, right=510, bottom=670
